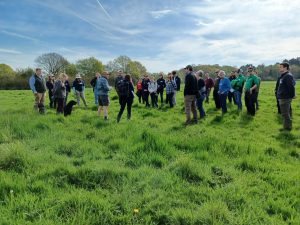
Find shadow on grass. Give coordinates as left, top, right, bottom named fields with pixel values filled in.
left=211, top=115, right=223, bottom=124
left=239, top=113, right=254, bottom=126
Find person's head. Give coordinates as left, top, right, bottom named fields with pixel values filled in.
left=159, top=72, right=164, bottom=78
left=231, top=71, right=236, bottom=77
left=124, top=74, right=131, bottom=82
left=48, top=74, right=54, bottom=81
left=195, top=70, right=204, bottom=79
left=172, top=70, right=177, bottom=76
left=36, top=68, right=42, bottom=76
left=215, top=70, right=220, bottom=77
left=75, top=74, right=82, bottom=80
left=247, top=66, right=254, bottom=75
left=144, top=74, right=149, bottom=80
left=58, top=73, right=66, bottom=81
left=237, top=68, right=243, bottom=75
left=205, top=72, right=210, bottom=78
left=150, top=76, right=155, bottom=82
left=95, top=72, right=100, bottom=77
left=218, top=70, right=226, bottom=78
left=184, top=65, right=193, bottom=72
left=118, top=70, right=123, bottom=76
left=102, top=71, right=110, bottom=78
left=279, top=62, right=289, bottom=73
left=167, top=72, right=172, bottom=80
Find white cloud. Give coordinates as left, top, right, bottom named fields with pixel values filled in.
left=150, top=9, right=174, bottom=19
left=0, top=48, right=22, bottom=54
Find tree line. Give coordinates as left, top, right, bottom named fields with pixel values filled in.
left=0, top=53, right=299, bottom=89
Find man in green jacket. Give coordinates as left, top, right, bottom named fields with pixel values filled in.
left=244, top=66, right=259, bottom=116
left=231, top=69, right=245, bottom=111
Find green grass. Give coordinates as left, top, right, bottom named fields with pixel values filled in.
left=0, top=82, right=299, bottom=225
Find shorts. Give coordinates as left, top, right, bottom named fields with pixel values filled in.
left=98, top=95, right=110, bottom=106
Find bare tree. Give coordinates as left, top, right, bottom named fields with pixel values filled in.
left=35, top=53, right=69, bottom=75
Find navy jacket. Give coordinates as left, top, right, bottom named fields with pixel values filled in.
left=277, top=71, right=295, bottom=99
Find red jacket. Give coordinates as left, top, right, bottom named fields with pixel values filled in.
left=137, top=82, right=142, bottom=91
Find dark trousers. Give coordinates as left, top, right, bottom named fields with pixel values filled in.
left=213, top=90, right=221, bottom=109
left=57, top=98, right=65, bottom=113
left=157, top=90, right=164, bottom=104
left=136, top=90, right=142, bottom=103
left=228, top=92, right=236, bottom=104
left=48, top=91, right=54, bottom=108
left=245, top=91, right=258, bottom=116
left=166, top=93, right=174, bottom=107
left=219, top=93, right=228, bottom=113
left=118, top=96, right=133, bottom=120
left=142, top=91, right=150, bottom=107
left=64, top=92, right=69, bottom=107
left=205, top=88, right=211, bottom=103
left=150, top=93, right=158, bottom=107
left=196, top=94, right=206, bottom=117
left=279, top=98, right=292, bottom=130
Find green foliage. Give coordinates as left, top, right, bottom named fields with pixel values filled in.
left=76, top=57, right=104, bottom=80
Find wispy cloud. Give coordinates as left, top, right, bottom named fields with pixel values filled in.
left=150, top=9, right=173, bottom=19
left=1, top=30, right=40, bottom=42
left=0, top=48, right=22, bottom=54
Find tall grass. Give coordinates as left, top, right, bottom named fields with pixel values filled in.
left=0, top=82, right=299, bottom=224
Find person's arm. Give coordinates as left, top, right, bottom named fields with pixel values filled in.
left=285, top=75, right=295, bottom=98
left=29, top=76, right=37, bottom=93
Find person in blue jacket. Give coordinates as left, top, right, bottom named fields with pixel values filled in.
left=96, top=71, right=112, bottom=120
left=218, top=70, right=231, bottom=114
left=29, top=68, right=46, bottom=111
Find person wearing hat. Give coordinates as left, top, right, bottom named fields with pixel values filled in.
left=184, top=65, right=198, bottom=125
left=213, top=70, right=221, bottom=109
left=46, top=74, right=55, bottom=108
left=29, top=68, right=46, bottom=111
left=277, top=62, right=296, bottom=131
left=72, top=74, right=87, bottom=107
left=244, top=66, right=259, bottom=116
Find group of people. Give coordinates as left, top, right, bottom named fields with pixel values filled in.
left=29, top=61, right=296, bottom=131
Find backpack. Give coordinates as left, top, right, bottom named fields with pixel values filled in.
left=117, top=79, right=129, bottom=97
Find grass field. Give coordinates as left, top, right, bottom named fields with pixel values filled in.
left=0, top=81, right=299, bottom=225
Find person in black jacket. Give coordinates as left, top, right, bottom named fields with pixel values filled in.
left=90, top=72, right=100, bottom=105
left=172, top=70, right=181, bottom=106
left=117, top=74, right=134, bottom=122
left=157, top=73, right=166, bottom=104
left=142, top=74, right=150, bottom=107
left=184, top=65, right=198, bottom=125
left=195, top=70, right=206, bottom=118
left=277, top=62, right=296, bottom=131
left=64, top=76, right=71, bottom=107
left=46, top=74, right=55, bottom=108
left=213, top=70, right=221, bottom=109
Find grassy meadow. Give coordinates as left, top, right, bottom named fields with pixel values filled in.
left=0, top=81, right=299, bottom=225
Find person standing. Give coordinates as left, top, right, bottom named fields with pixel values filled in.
left=172, top=71, right=181, bottom=106
left=157, top=73, right=166, bottom=104
left=244, top=66, right=259, bottom=116
left=204, top=72, right=214, bottom=103
left=195, top=70, right=206, bottom=118
left=255, top=70, right=261, bottom=110
left=165, top=73, right=177, bottom=108
left=148, top=77, right=158, bottom=108
left=72, top=74, right=87, bottom=107
left=142, top=75, right=150, bottom=107
left=231, top=69, right=245, bottom=111
left=64, top=75, right=71, bottom=106
left=228, top=71, right=236, bottom=104
left=117, top=74, right=135, bottom=122
left=275, top=76, right=281, bottom=114
left=96, top=71, right=112, bottom=120
left=53, top=73, right=67, bottom=114
left=136, top=78, right=143, bottom=103
left=184, top=65, right=198, bottom=125
left=29, top=68, right=46, bottom=111
left=277, top=62, right=296, bottom=131
left=218, top=71, right=231, bottom=114
left=115, top=70, right=124, bottom=98
left=46, top=74, right=55, bottom=108
left=213, top=70, right=221, bottom=109
left=90, top=72, right=100, bottom=105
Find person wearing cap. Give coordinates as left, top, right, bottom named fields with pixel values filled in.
left=156, top=73, right=166, bottom=104
left=115, top=70, right=124, bottom=98
left=218, top=70, right=231, bottom=114
left=172, top=70, right=181, bottom=106
left=46, top=74, right=55, bottom=108
left=204, top=72, right=214, bottom=103
left=96, top=71, right=112, bottom=120
left=213, top=70, right=221, bottom=109
left=90, top=72, right=101, bottom=105
left=72, top=74, right=87, bottom=107
left=184, top=65, right=198, bottom=124
left=244, top=66, right=259, bottom=116
left=29, top=68, right=46, bottom=111
left=195, top=70, right=206, bottom=118
left=231, top=69, right=245, bottom=111
left=277, top=62, right=296, bottom=131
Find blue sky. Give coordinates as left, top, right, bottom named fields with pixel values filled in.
left=0, top=0, right=300, bottom=72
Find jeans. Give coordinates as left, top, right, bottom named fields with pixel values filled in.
left=166, top=93, right=174, bottom=107
left=278, top=98, right=292, bottom=130
left=196, top=94, right=206, bottom=118
left=219, top=93, right=228, bottom=113
left=234, top=91, right=242, bottom=110
left=75, top=91, right=87, bottom=106
left=94, top=90, right=98, bottom=105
